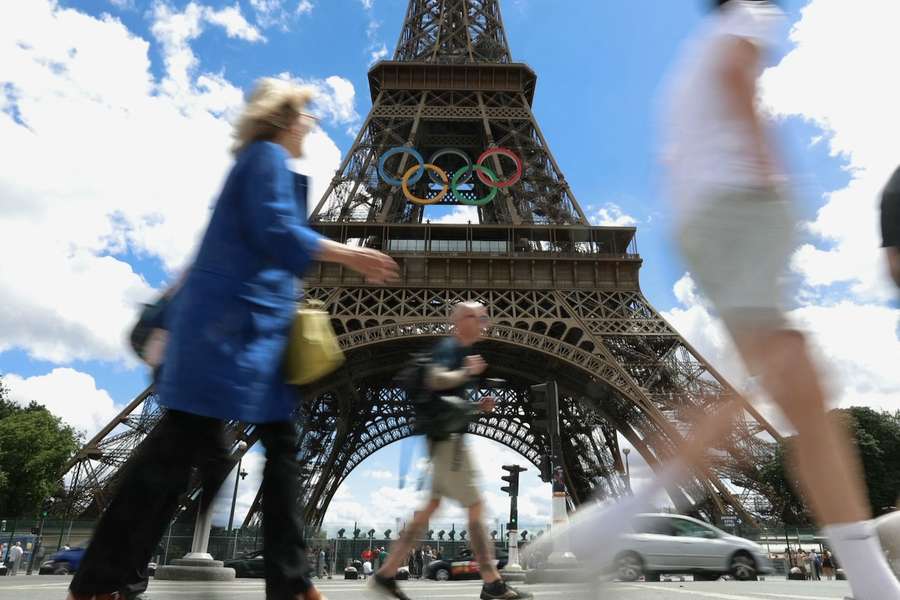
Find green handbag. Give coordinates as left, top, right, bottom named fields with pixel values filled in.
left=285, top=300, right=345, bottom=385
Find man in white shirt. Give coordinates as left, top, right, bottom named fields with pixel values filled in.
left=660, top=2, right=900, bottom=599
left=8, top=542, right=23, bottom=576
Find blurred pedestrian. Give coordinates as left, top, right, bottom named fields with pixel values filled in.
left=882, top=165, right=900, bottom=288
left=822, top=549, right=835, bottom=580
left=659, top=3, right=900, bottom=598
left=371, top=302, right=531, bottom=600
left=8, top=542, right=22, bottom=576
left=66, top=78, right=398, bottom=600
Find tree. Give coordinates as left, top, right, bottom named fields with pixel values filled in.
left=755, top=407, right=900, bottom=522
left=0, top=374, right=82, bottom=516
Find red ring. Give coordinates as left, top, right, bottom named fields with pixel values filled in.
left=475, top=147, right=523, bottom=188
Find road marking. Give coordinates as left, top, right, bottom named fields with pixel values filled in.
left=623, top=584, right=849, bottom=600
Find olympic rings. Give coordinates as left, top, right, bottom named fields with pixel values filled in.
left=476, top=147, right=523, bottom=188
left=377, top=145, right=523, bottom=206
left=451, top=165, right=498, bottom=206
left=378, top=147, right=425, bottom=187
left=402, top=164, right=448, bottom=205
left=427, top=148, right=473, bottom=185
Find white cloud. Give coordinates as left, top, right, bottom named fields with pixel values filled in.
left=359, top=0, right=374, bottom=9
left=589, top=203, right=638, bottom=227
left=249, top=0, right=311, bottom=29
left=369, top=43, right=388, bottom=64
left=4, top=368, right=120, bottom=437
left=430, top=205, right=479, bottom=224
left=276, top=72, right=360, bottom=131
left=760, top=0, right=900, bottom=302
left=296, top=0, right=314, bottom=15
left=203, top=4, right=266, bottom=43
left=364, top=469, right=395, bottom=480
left=0, top=0, right=345, bottom=366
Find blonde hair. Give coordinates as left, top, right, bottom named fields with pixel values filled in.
left=231, top=78, right=315, bottom=156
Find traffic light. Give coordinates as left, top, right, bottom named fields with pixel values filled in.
left=529, top=382, right=559, bottom=435
left=337, top=528, right=346, bottom=538
left=538, top=454, right=552, bottom=483
left=40, top=497, right=53, bottom=519
left=500, top=464, right=526, bottom=497
left=31, top=527, right=40, bottom=535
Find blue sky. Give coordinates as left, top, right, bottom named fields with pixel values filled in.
left=1, top=0, right=898, bottom=532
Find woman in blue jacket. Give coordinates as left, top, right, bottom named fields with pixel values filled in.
left=68, top=79, right=397, bottom=600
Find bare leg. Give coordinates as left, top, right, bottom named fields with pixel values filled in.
left=377, top=498, right=441, bottom=578
left=736, top=329, right=869, bottom=525
left=466, top=502, right=501, bottom=583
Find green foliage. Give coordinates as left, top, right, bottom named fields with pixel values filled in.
left=836, top=407, right=900, bottom=514
left=757, top=407, right=900, bottom=523
left=0, top=374, right=82, bottom=516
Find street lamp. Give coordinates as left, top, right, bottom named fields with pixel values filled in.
left=623, top=448, right=632, bottom=494
left=227, top=441, right=249, bottom=532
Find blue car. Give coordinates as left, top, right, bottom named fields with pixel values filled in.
left=39, top=548, right=85, bottom=575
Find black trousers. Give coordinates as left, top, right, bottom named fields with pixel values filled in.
left=70, top=410, right=311, bottom=599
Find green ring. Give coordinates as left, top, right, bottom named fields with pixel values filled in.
left=451, top=165, right=499, bottom=206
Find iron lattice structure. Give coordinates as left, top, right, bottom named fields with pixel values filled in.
left=59, top=0, right=779, bottom=527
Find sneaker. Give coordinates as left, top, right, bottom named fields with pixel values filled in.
left=480, top=579, right=533, bottom=600
left=368, top=573, right=413, bottom=600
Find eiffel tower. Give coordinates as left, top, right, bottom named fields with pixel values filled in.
left=60, top=0, right=779, bottom=528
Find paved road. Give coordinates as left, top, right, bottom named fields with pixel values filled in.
left=0, top=576, right=853, bottom=599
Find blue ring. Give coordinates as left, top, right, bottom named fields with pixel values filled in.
left=378, top=147, right=425, bottom=187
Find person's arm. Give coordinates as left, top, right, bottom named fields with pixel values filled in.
left=243, top=144, right=398, bottom=282
left=717, top=36, right=776, bottom=183
left=425, top=354, right=486, bottom=391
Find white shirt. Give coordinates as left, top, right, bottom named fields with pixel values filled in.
left=363, top=560, right=373, bottom=574
left=9, top=545, right=22, bottom=560
left=659, top=1, right=785, bottom=220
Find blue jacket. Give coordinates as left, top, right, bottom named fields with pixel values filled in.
left=158, top=141, right=324, bottom=423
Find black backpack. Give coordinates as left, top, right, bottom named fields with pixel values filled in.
left=396, top=353, right=474, bottom=440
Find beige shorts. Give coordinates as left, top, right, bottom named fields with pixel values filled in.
left=676, top=186, right=795, bottom=336
left=428, top=435, right=481, bottom=507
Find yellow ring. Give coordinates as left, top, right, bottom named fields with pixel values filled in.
left=401, top=163, right=448, bottom=205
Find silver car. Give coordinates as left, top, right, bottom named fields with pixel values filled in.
left=614, top=513, right=773, bottom=582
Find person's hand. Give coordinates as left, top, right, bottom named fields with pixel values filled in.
left=464, top=355, right=487, bottom=377
left=343, top=246, right=399, bottom=284
left=479, top=395, right=496, bottom=413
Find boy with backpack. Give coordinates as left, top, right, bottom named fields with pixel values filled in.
left=370, top=302, right=531, bottom=600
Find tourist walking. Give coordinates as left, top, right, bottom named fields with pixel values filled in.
left=7, top=542, right=23, bottom=576
left=66, top=78, right=398, bottom=600
left=370, top=302, right=532, bottom=600
left=822, top=550, right=835, bottom=580
left=657, top=2, right=900, bottom=598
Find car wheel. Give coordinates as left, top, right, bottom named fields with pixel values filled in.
left=644, top=572, right=660, bottom=582
left=53, top=564, right=71, bottom=575
left=731, top=554, right=757, bottom=581
left=615, top=552, right=643, bottom=582
left=435, top=568, right=450, bottom=581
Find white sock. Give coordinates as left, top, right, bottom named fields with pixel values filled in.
left=824, top=521, right=900, bottom=600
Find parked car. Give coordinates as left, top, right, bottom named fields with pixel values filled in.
left=424, top=548, right=508, bottom=581
left=39, top=547, right=86, bottom=575
left=613, top=513, right=773, bottom=582
left=224, top=550, right=264, bottom=578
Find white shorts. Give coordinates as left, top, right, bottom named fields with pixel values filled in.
left=676, top=185, right=795, bottom=335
